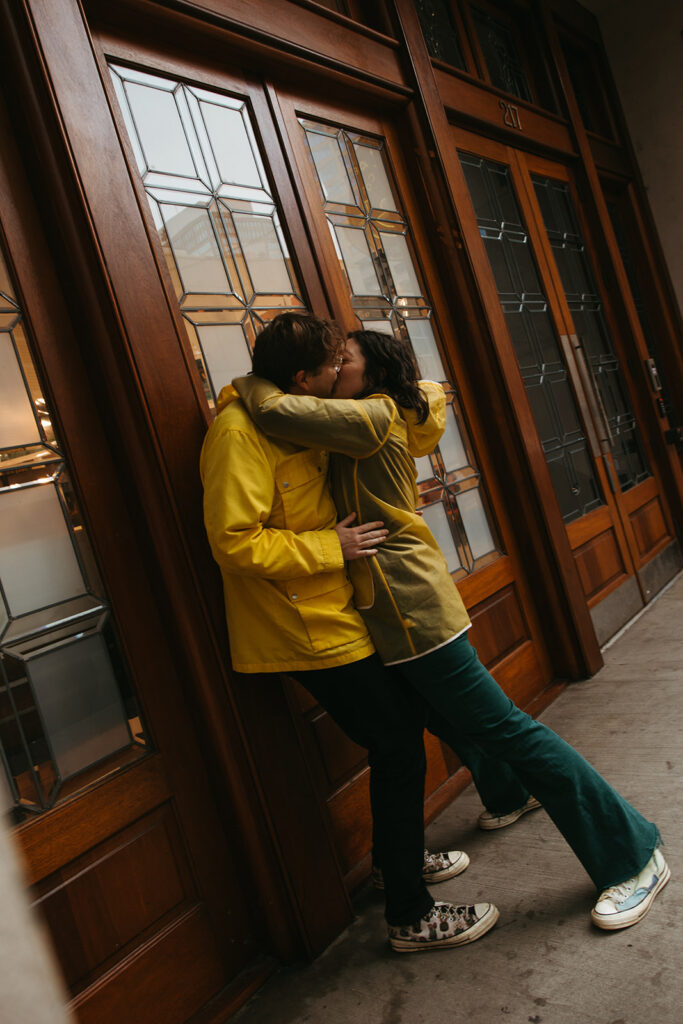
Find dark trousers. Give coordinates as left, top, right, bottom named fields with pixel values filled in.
left=292, top=653, right=535, bottom=925
left=292, top=655, right=434, bottom=926
left=398, top=635, right=660, bottom=891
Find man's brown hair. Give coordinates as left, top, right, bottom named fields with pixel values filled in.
left=251, top=312, right=343, bottom=390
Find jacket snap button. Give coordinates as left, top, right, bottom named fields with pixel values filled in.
left=291, top=593, right=298, bottom=601
left=283, top=481, right=289, bottom=488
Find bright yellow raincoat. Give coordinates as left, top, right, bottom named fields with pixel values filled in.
left=234, top=377, right=471, bottom=665
left=200, top=386, right=375, bottom=673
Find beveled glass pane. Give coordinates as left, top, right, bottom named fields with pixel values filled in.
left=162, top=205, right=232, bottom=294
left=0, top=333, right=41, bottom=449
left=0, top=247, right=16, bottom=304
left=126, top=82, right=196, bottom=177
left=456, top=487, right=495, bottom=559
left=232, top=213, right=292, bottom=294
left=0, top=484, right=86, bottom=617
left=415, top=0, right=467, bottom=70
left=415, top=455, right=434, bottom=481
left=439, top=405, right=467, bottom=471
left=354, top=145, right=397, bottom=211
left=360, top=319, right=391, bottom=334
left=405, top=319, right=446, bottom=381
left=27, top=630, right=130, bottom=779
left=335, top=227, right=382, bottom=295
left=307, top=131, right=355, bottom=205
left=470, top=6, right=532, bottom=103
left=380, top=232, right=421, bottom=296
left=200, top=100, right=262, bottom=189
left=421, top=502, right=461, bottom=574
left=197, top=323, right=252, bottom=394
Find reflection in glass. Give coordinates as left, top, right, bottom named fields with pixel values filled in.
left=196, top=322, right=253, bottom=392
left=380, top=232, right=422, bottom=296
left=456, top=488, right=495, bottom=560
left=0, top=234, right=146, bottom=819
left=405, top=318, right=447, bottom=382
left=354, top=144, right=397, bottom=211
left=335, top=226, right=382, bottom=295
left=308, top=131, right=355, bottom=205
left=421, top=502, right=462, bottom=574
left=110, top=64, right=306, bottom=405
left=302, top=119, right=501, bottom=574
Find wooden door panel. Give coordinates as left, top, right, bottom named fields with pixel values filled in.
left=71, top=906, right=225, bottom=1024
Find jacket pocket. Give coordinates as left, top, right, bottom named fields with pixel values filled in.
left=275, top=570, right=360, bottom=652
left=274, top=450, right=333, bottom=532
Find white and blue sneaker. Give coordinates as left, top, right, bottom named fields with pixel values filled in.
left=591, top=848, right=670, bottom=930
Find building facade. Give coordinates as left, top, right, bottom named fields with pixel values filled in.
left=0, top=1, right=681, bottom=1021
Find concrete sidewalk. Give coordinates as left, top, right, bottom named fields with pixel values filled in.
left=235, top=574, right=683, bottom=1024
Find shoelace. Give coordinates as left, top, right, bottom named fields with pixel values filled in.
left=599, top=879, right=635, bottom=902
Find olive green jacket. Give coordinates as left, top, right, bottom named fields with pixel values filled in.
left=234, top=376, right=470, bottom=664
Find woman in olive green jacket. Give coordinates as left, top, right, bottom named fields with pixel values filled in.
left=234, top=329, right=668, bottom=939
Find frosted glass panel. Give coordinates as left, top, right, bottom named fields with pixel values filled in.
left=361, top=319, right=391, bottom=334
left=198, top=323, right=253, bottom=393
left=335, top=227, right=382, bottom=295
left=308, top=132, right=354, bottom=205
left=457, top=488, right=496, bottom=559
left=232, top=214, right=291, bottom=293
left=126, top=83, right=195, bottom=176
left=380, top=232, right=421, bottom=296
left=355, top=145, right=397, bottom=211
left=415, top=455, right=434, bottom=481
left=0, top=334, right=41, bottom=448
left=440, top=405, right=467, bottom=471
left=29, top=632, right=130, bottom=779
left=421, top=503, right=461, bottom=573
left=163, top=206, right=231, bottom=294
left=201, top=102, right=261, bottom=187
left=0, top=484, right=86, bottom=616
left=405, top=319, right=447, bottom=381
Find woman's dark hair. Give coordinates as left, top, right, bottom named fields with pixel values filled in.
left=348, top=329, right=429, bottom=424
left=252, top=312, right=344, bottom=390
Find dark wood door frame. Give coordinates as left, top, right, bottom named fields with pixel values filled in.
left=1, top=0, right=354, bottom=963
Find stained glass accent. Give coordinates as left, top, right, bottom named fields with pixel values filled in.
left=302, top=120, right=501, bottom=575
left=415, top=0, right=467, bottom=71
left=459, top=152, right=603, bottom=523
left=0, top=238, right=146, bottom=819
left=469, top=5, right=532, bottom=103
left=109, top=65, right=306, bottom=404
left=532, top=175, right=650, bottom=492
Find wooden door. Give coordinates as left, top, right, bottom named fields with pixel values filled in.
left=453, top=127, right=679, bottom=643
left=267, top=88, right=557, bottom=886
left=0, top=95, right=259, bottom=1024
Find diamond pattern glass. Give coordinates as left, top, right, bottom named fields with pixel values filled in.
left=0, top=235, right=146, bottom=819
left=110, top=64, right=306, bottom=404
left=459, top=151, right=603, bottom=523
left=532, top=175, right=650, bottom=492
left=303, top=120, right=501, bottom=575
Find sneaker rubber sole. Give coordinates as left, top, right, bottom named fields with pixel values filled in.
left=390, top=903, right=500, bottom=953
left=478, top=796, right=542, bottom=831
left=591, top=859, right=671, bottom=931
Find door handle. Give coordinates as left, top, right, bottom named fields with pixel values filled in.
left=570, top=334, right=614, bottom=450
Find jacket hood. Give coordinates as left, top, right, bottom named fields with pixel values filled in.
left=215, top=384, right=240, bottom=414
left=400, top=381, right=446, bottom=458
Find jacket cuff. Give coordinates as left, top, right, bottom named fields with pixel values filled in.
left=319, top=529, right=345, bottom=570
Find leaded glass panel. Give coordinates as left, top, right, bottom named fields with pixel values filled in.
left=415, top=0, right=467, bottom=71
left=532, top=175, right=650, bottom=492
left=109, top=65, right=306, bottom=404
left=459, top=152, right=603, bottom=523
left=0, top=237, right=146, bottom=820
left=469, top=6, right=532, bottom=103
left=302, top=120, right=502, bottom=576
